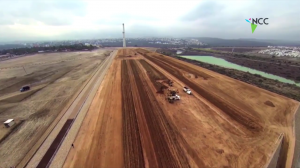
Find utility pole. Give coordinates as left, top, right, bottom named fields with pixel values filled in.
left=23, top=66, right=27, bottom=75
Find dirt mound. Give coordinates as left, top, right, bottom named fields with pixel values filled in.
left=264, top=100, right=275, bottom=107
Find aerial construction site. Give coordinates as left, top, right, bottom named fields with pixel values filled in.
left=0, top=46, right=299, bottom=168
left=0, top=26, right=299, bottom=168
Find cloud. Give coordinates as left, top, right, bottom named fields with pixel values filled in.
left=0, top=0, right=87, bottom=26
left=0, top=0, right=299, bottom=42
left=181, top=1, right=224, bottom=21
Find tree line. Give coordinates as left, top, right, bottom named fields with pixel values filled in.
left=0, top=44, right=97, bottom=55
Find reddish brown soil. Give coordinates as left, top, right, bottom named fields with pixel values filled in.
left=121, top=60, right=144, bottom=168
left=141, top=52, right=263, bottom=135
left=128, top=60, right=190, bottom=168
left=63, top=48, right=299, bottom=168
left=63, top=50, right=123, bottom=168
left=137, top=48, right=299, bottom=168
left=265, top=101, right=275, bottom=107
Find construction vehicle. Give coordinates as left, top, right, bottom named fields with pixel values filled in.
left=157, top=85, right=168, bottom=94
left=167, top=79, right=173, bottom=86
left=183, top=87, right=192, bottom=95
left=162, top=79, right=173, bottom=87
left=166, top=89, right=180, bottom=103
left=20, top=86, right=30, bottom=92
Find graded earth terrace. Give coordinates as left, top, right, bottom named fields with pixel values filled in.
left=60, top=48, right=299, bottom=168
left=0, top=48, right=298, bottom=168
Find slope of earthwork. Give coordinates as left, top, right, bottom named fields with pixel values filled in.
left=142, top=53, right=263, bottom=136
left=137, top=48, right=299, bottom=168
left=62, top=55, right=123, bottom=168
left=139, top=59, right=168, bottom=92
left=84, top=57, right=123, bottom=168
left=128, top=60, right=190, bottom=168
left=121, top=60, right=144, bottom=168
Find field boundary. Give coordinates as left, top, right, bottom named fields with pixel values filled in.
left=16, top=55, right=107, bottom=168
left=48, top=50, right=117, bottom=168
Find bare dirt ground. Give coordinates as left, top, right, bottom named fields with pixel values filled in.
left=63, top=48, right=299, bottom=168
left=138, top=48, right=299, bottom=168
left=0, top=49, right=112, bottom=168
left=63, top=50, right=123, bottom=168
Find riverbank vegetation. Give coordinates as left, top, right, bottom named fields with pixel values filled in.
left=0, top=44, right=97, bottom=56
left=158, top=48, right=300, bottom=82
left=172, top=55, right=300, bottom=101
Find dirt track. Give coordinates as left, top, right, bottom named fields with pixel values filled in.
left=62, top=48, right=299, bottom=168
left=62, top=50, right=123, bottom=168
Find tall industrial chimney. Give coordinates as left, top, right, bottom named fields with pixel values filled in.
left=122, top=23, right=126, bottom=48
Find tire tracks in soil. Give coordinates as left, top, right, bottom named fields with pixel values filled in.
left=128, top=60, right=190, bottom=168
left=143, top=54, right=263, bottom=136
left=121, top=60, right=145, bottom=168
left=135, top=59, right=206, bottom=168
left=126, top=60, right=159, bottom=168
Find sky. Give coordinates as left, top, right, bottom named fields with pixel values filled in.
left=0, top=0, right=299, bottom=42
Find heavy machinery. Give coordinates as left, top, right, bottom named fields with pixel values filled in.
left=161, top=79, right=173, bottom=87
left=167, top=79, right=173, bottom=86
left=20, top=86, right=30, bottom=92
left=183, top=87, right=192, bottom=95
left=166, top=89, right=180, bottom=103
left=157, top=85, right=168, bottom=94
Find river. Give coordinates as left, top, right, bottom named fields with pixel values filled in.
left=181, top=56, right=300, bottom=87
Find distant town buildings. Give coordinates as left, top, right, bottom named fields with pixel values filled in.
left=0, top=38, right=207, bottom=50
left=147, top=38, right=207, bottom=46
left=258, top=46, right=300, bottom=57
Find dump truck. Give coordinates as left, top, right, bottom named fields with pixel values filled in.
left=183, top=87, right=191, bottom=95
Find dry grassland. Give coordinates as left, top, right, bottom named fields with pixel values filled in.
left=0, top=49, right=110, bottom=167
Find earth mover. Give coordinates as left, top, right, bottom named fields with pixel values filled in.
left=167, top=80, right=173, bottom=86
left=166, top=89, right=180, bottom=103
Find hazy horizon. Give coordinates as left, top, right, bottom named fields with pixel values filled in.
left=0, top=0, right=299, bottom=42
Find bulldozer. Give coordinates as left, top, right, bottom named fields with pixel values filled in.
left=167, top=79, right=173, bottom=86
left=161, top=79, right=173, bottom=87
left=157, top=85, right=168, bottom=94
left=166, top=88, right=180, bottom=103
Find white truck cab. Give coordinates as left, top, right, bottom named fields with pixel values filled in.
left=183, top=87, right=191, bottom=95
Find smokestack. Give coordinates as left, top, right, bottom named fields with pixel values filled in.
left=122, top=23, right=126, bottom=48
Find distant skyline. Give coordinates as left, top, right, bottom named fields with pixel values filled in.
left=0, top=0, right=299, bottom=42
